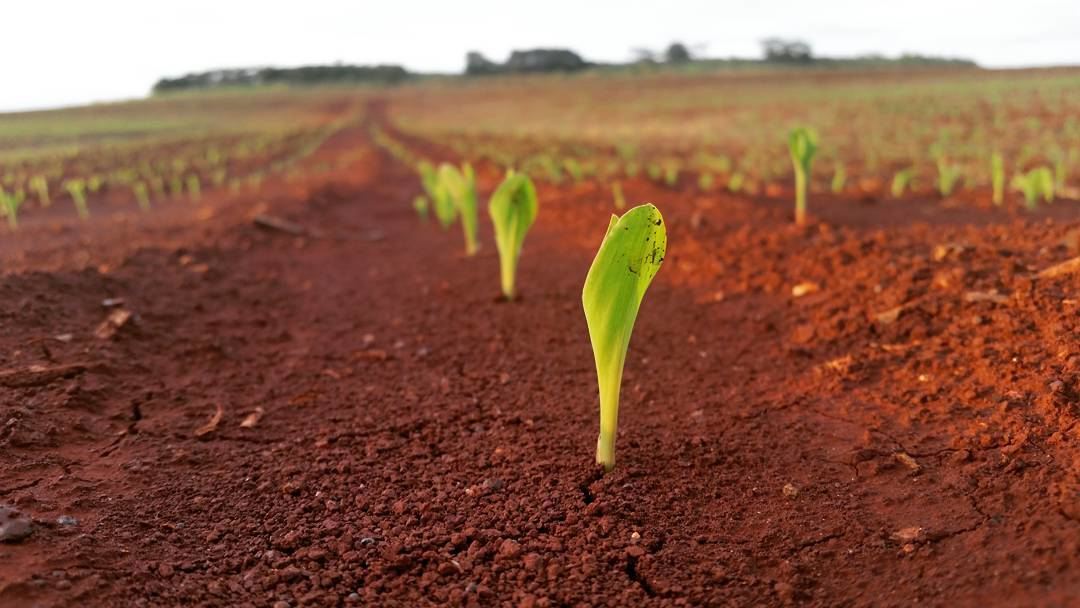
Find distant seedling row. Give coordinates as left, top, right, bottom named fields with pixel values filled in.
left=0, top=103, right=368, bottom=229
left=389, top=71, right=1080, bottom=213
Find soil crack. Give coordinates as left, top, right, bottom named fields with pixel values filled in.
left=625, top=555, right=657, bottom=597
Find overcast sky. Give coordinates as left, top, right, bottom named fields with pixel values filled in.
left=4, top=0, right=1079, bottom=112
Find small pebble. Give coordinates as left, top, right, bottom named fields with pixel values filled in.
left=56, top=515, right=78, bottom=526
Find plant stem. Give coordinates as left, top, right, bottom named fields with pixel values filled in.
left=794, top=169, right=807, bottom=225
left=595, top=367, right=623, bottom=471
left=499, top=249, right=516, bottom=299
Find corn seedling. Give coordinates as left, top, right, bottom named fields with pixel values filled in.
left=64, top=179, right=89, bottom=219
left=418, top=161, right=439, bottom=200
left=611, top=180, right=626, bottom=210
left=0, top=187, right=26, bottom=229
left=831, top=163, right=846, bottom=194
left=133, top=182, right=151, bottom=211
left=788, top=127, right=818, bottom=225
left=728, top=172, right=745, bottom=193
left=891, top=168, right=915, bottom=198
left=991, top=153, right=1005, bottom=206
left=1012, top=167, right=1054, bottom=210
left=646, top=163, right=663, bottom=182
left=563, top=158, right=584, bottom=183
left=186, top=175, right=202, bottom=202
left=930, top=144, right=961, bottom=197
left=1052, top=150, right=1068, bottom=191
left=582, top=204, right=667, bottom=471
left=488, top=172, right=539, bottom=299
left=438, top=163, right=479, bottom=255
left=413, top=195, right=429, bottom=221
left=88, top=175, right=104, bottom=194
left=698, top=172, right=715, bottom=192
left=662, top=162, right=679, bottom=188
left=170, top=175, right=184, bottom=199
left=29, top=175, right=50, bottom=207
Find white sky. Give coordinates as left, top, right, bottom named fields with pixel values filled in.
left=4, top=0, right=1079, bottom=112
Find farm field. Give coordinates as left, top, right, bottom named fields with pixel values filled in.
left=3, top=68, right=1080, bottom=606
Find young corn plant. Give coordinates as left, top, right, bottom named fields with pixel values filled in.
left=64, top=179, right=89, bottom=219
left=418, top=161, right=439, bottom=201
left=728, top=172, right=745, bottom=193
left=891, top=168, right=915, bottom=198
left=930, top=144, right=962, bottom=197
left=488, top=172, right=538, bottom=300
left=132, top=182, right=151, bottom=211
left=563, top=158, right=585, bottom=184
left=831, top=163, right=846, bottom=194
left=1012, top=167, right=1054, bottom=210
left=788, top=128, right=818, bottom=225
left=583, top=204, right=667, bottom=471
left=29, top=175, right=50, bottom=207
left=0, top=187, right=26, bottom=229
left=413, top=195, right=429, bottom=221
left=186, top=175, right=202, bottom=202
left=611, top=181, right=627, bottom=210
left=438, top=163, right=479, bottom=255
left=991, top=153, right=1005, bottom=206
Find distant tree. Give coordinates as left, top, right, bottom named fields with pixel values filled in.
left=504, top=49, right=588, bottom=73
left=152, top=64, right=410, bottom=94
left=665, top=42, right=692, bottom=64
left=465, top=51, right=500, bottom=76
left=761, top=38, right=813, bottom=63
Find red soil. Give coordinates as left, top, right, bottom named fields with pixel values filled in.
left=2, top=108, right=1080, bottom=607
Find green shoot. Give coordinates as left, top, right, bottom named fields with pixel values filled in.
left=186, top=175, right=202, bottom=202
left=64, top=179, right=89, bottom=219
left=438, top=163, right=479, bottom=255
left=662, top=162, right=679, bottom=188
left=413, top=195, right=429, bottom=221
left=431, top=176, right=457, bottom=229
left=930, top=143, right=961, bottom=197
left=831, top=163, right=846, bottom=194
left=698, top=172, right=715, bottom=192
left=0, top=187, right=26, bottom=229
left=728, top=172, right=745, bottom=193
left=788, top=127, right=818, bottom=225
left=563, top=158, right=584, bottom=183
left=582, top=204, right=667, bottom=471
left=646, top=163, right=663, bottom=182
left=488, top=171, right=539, bottom=299
left=991, top=153, right=1005, bottom=206
left=170, top=175, right=183, bottom=199
left=1053, top=152, right=1067, bottom=191
left=891, top=168, right=915, bottom=198
left=133, top=182, right=151, bottom=211
left=611, top=181, right=626, bottom=210
left=418, top=161, right=439, bottom=201
left=29, top=175, right=50, bottom=207
left=1012, top=167, right=1054, bottom=210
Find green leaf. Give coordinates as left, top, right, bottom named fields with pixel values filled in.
left=488, top=171, right=538, bottom=298
left=439, top=163, right=479, bottom=254
left=582, top=203, right=667, bottom=471
left=413, top=195, right=430, bottom=221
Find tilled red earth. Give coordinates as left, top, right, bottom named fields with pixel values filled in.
left=3, top=116, right=1080, bottom=607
